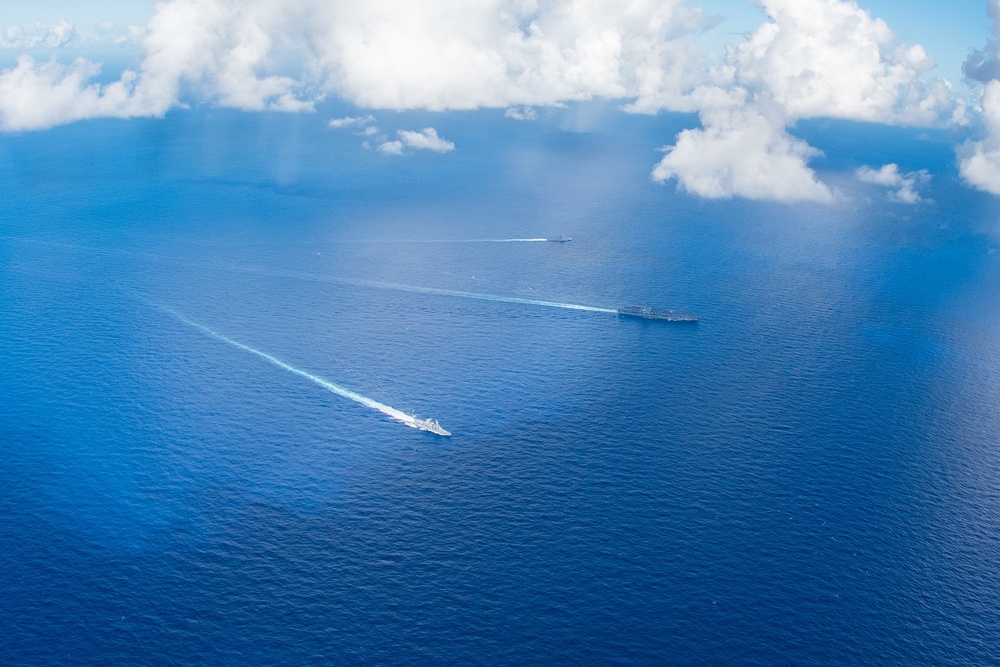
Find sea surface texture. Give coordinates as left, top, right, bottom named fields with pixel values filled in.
left=1, top=109, right=999, bottom=665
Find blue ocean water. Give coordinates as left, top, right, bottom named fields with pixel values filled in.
left=1, top=106, right=999, bottom=665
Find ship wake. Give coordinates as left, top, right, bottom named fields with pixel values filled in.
left=383, top=238, right=550, bottom=243
left=226, top=265, right=616, bottom=314
left=157, top=304, right=451, bottom=436
left=352, top=279, right=616, bottom=313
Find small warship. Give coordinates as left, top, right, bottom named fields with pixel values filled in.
left=413, top=417, right=452, bottom=436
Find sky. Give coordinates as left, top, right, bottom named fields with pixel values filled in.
left=0, top=0, right=998, bottom=202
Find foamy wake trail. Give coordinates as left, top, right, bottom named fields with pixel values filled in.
left=225, top=265, right=616, bottom=314
left=383, top=238, right=549, bottom=243
left=158, top=305, right=448, bottom=435
left=477, top=239, right=549, bottom=242
left=352, top=280, right=616, bottom=313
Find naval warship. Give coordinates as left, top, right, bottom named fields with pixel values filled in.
left=546, top=235, right=572, bottom=242
left=617, top=306, right=698, bottom=322
left=413, top=417, right=451, bottom=436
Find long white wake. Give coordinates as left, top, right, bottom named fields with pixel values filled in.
left=158, top=305, right=450, bottom=436
left=380, top=238, right=550, bottom=243
left=342, top=278, right=616, bottom=313
left=221, top=264, right=616, bottom=314
left=4, top=237, right=602, bottom=317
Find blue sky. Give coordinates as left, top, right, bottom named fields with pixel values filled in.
left=0, top=0, right=998, bottom=202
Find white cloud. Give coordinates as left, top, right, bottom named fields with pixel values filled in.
left=377, top=139, right=404, bottom=155
left=328, top=114, right=375, bottom=128
left=958, top=2, right=1000, bottom=196
left=378, top=127, right=455, bottom=155
left=505, top=106, right=537, bottom=121
left=398, top=127, right=454, bottom=152
left=959, top=80, right=1000, bottom=196
left=731, top=0, right=953, bottom=126
left=0, top=0, right=314, bottom=130
left=0, top=19, right=144, bottom=51
left=652, top=102, right=832, bottom=202
left=134, top=0, right=313, bottom=113
left=856, top=163, right=930, bottom=203
left=0, top=0, right=721, bottom=131
left=0, top=0, right=972, bottom=204
left=0, top=19, right=78, bottom=50
left=651, top=0, right=958, bottom=202
left=0, top=56, right=145, bottom=131
left=316, top=0, right=718, bottom=112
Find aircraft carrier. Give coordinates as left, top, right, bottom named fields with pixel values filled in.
left=617, top=306, right=698, bottom=322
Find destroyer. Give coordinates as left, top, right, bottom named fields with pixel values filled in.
left=413, top=417, right=452, bottom=436
left=546, top=235, right=572, bottom=242
left=618, top=306, right=698, bottom=322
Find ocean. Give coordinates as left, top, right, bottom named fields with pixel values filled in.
left=1, top=106, right=999, bottom=665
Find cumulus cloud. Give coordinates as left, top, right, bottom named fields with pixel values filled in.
left=0, top=19, right=144, bottom=51
left=399, top=127, right=454, bottom=152
left=139, top=0, right=314, bottom=112
left=964, top=50, right=1000, bottom=85
left=652, top=102, right=832, bottom=201
left=958, top=2, right=1000, bottom=196
left=317, top=0, right=718, bottom=112
left=963, top=0, right=1000, bottom=83
left=0, top=0, right=316, bottom=130
left=505, top=106, right=537, bottom=121
left=856, top=163, right=930, bottom=203
left=377, top=139, right=404, bottom=155
left=0, top=0, right=721, bottom=131
left=732, top=0, right=953, bottom=126
left=0, top=20, right=78, bottom=50
left=959, top=80, right=1000, bottom=195
left=0, top=0, right=968, bottom=202
left=0, top=56, right=146, bottom=131
left=378, top=127, right=454, bottom=155
left=652, top=0, right=958, bottom=202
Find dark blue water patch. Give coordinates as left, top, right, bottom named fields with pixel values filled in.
left=795, top=117, right=964, bottom=176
